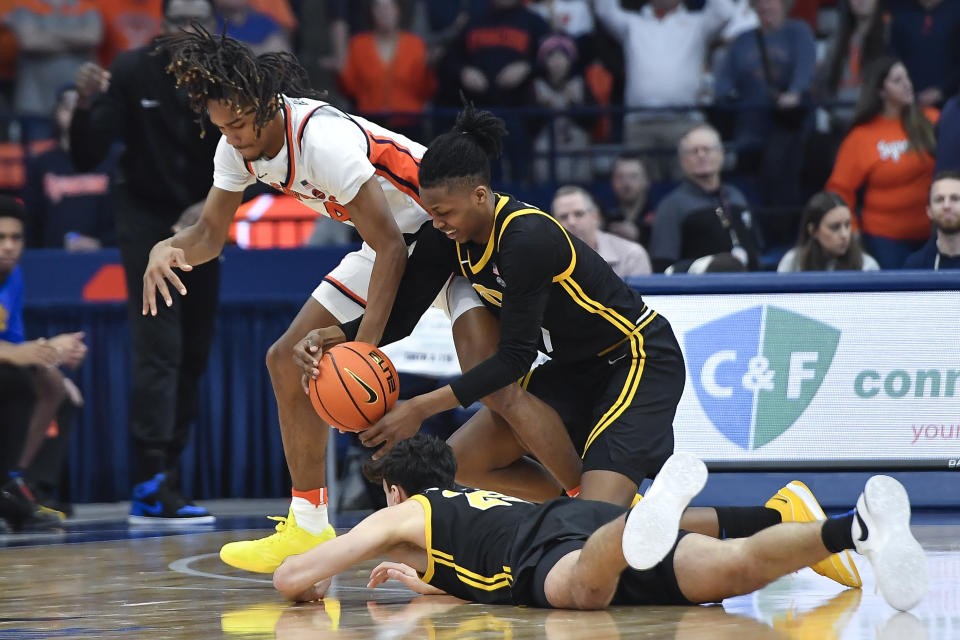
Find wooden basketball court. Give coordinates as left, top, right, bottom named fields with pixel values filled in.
left=0, top=507, right=955, bottom=639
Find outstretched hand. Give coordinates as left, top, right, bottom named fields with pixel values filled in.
left=367, top=561, right=446, bottom=595
left=143, top=242, right=192, bottom=316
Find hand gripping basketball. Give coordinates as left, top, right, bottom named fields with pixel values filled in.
left=306, top=341, right=400, bottom=432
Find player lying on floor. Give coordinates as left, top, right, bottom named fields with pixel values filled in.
left=272, top=435, right=928, bottom=611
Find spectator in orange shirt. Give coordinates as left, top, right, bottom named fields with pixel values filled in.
left=96, top=0, right=162, bottom=68
left=339, top=0, right=435, bottom=141
left=826, top=56, right=938, bottom=269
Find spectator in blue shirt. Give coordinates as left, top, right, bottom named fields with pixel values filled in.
left=0, top=196, right=86, bottom=531
left=904, top=170, right=960, bottom=270
left=215, top=0, right=290, bottom=55
left=715, top=0, right=816, bottom=207
left=887, top=0, right=960, bottom=109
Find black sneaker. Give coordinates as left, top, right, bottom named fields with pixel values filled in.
left=128, top=473, right=215, bottom=525
left=0, top=476, right=64, bottom=531
left=27, top=480, right=73, bottom=518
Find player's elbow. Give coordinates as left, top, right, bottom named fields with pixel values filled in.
left=272, top=563, right=300, bottom=600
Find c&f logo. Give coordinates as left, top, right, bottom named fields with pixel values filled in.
left=684, top=306, right=840, bottom=450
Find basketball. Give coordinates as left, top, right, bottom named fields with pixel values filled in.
left=308, top=341, right=399, bottom=432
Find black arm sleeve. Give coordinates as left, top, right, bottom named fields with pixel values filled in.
left=339, top=222, right=457, bottom=345
left=448, top=221, right=564, bottom=407
left=69, top=55, right=129, bottom=171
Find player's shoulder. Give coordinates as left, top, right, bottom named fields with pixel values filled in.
left=496, top=194, right=562, bottom=236
left=290, top=98, right=369, bottom=154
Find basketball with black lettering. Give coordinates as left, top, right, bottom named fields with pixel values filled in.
left=309, top=341, right=400, bottom=432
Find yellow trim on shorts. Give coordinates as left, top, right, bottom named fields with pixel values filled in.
left=596, top=309, right=659, bottom=357
left=583, top=332, right=647, bottom=454
left=408, top=494, right=435, bottom=584
left=430, top=549, right=513, bottom=591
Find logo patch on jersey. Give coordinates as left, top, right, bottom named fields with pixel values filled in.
left=491, top=263, right=505, bottom=287
left=684, top=306, right=839, bottom=450
left=344, top=368, right=379, bottom=404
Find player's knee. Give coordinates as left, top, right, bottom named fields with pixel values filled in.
left=724, top=543, right=767, bottom=594
left=265, top=335, right=295, bottom=375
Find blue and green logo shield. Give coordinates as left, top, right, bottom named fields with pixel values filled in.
left=685, top=306, right=840, bottom=450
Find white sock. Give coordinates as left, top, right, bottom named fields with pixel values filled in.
left=290, top=496, right=329, bottom=534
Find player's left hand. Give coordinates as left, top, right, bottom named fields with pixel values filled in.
left=358, top=399, right=424, bottom=459
left=367, top=562, right=446, bottom=595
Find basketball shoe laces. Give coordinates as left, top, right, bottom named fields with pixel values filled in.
left=266, top=514, right=294, bottom=540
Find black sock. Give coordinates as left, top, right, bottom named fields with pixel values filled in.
left=821, top=511, right=856, bottom=553
left=715, top=506, right=782, bottom=539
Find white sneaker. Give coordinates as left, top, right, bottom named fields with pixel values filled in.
left=622, top=452, right=707, bottom=570
left=853, top=475, right=928, bottom=611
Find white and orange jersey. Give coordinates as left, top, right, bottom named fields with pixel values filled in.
left=212, top=95, right=429, bottom=235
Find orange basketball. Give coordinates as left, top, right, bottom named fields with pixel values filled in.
left=309, top=341, right=399, bottom=432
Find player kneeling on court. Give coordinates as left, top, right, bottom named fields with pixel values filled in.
left=273, top=435, right=928, bottom=612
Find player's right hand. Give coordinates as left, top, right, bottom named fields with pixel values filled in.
left=75, top=62, right=110, bottom=108
left=143, top=242, right=193, bottom=316
left=294, top=327, right=346, bottom=387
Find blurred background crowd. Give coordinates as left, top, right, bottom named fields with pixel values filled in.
left=0, top=0, right=957, bottom=271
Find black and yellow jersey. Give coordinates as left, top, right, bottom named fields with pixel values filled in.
left=409, top=487, right=532, bottom=605
left=340, top=193, right=658, bottom=407
left=409, top=488, right=629, bottom=605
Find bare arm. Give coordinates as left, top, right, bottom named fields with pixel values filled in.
left=591, top=0, right=630, bottom=42
left=346, top=177, right=409, bottom=346
left=272, top=499, right=428, bottom=601
left=142, top=186, right=244, bottom=315
left=0, top=339, right=59, bottom=367
left=6, top=10, right=102, bottom=53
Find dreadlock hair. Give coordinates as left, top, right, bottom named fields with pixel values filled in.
left=156, top=26, right=324, bottom=136
left=361, top=434, right=457, bottom=497
left=419, top=102, right=507, bottom=191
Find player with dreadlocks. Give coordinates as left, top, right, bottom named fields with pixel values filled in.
left=140, top=29, right=501, bottom=574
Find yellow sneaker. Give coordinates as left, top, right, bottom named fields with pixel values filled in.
left=766, top=481, right=862, bottom=588
left=219, top=508, right=336, bottom=573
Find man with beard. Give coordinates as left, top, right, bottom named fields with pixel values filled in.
left=904, top=171, right=960, bottom=270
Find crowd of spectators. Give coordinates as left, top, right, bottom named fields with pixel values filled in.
left=1, top=0, right=955, bottom=273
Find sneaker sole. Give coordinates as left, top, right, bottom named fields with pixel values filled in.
left=860, top=476, right=927, bottom=611
left=128, top=514, right=216, bottom=526
left=622, top=452, right=707, bottom=570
